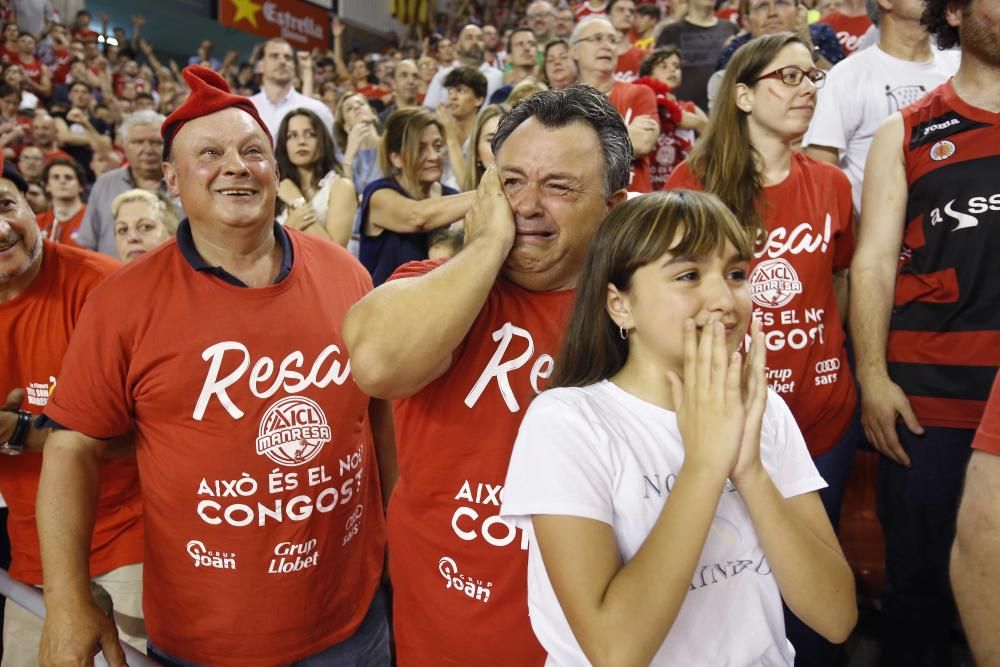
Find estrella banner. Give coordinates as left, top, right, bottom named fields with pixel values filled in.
left=219, top=0, right=330, bottom=51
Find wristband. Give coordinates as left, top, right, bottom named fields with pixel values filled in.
left=0, top=411, right=31, bottom=456
left=289, top=197, right=306, bottom=210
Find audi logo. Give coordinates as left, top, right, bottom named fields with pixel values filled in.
left=815, top=359, right=841, bottom=373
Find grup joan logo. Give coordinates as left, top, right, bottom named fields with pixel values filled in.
left=749, top=258, right=803, bottom=308
left=439, top=556, right=493, bottom=603
left=256, top=396, right=331, bottom=466
left=186, top=539, right=236, bottom=570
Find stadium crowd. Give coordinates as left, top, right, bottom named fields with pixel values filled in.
left=0, top=0, right=998, bottom=664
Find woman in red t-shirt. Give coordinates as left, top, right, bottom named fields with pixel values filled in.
left=665, top=29, right=862, bottom=545
left=665, top=32, right=860, bottom=662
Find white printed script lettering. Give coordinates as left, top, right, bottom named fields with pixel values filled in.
left=756, top=214, right=832, bottom=259
left=193, top=342, right=351, bottom=420
left=464, top=323, right=554, bottom=413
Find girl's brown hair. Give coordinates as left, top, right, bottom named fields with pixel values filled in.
left=685, top=32, right=805, bottom=241
left=551, top=190, right=753, bottom=389
left=462, top=103, right=510, bottom=192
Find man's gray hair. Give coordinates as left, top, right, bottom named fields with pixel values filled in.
left=118, top=109, right=167, bottom=144
left=491, top=85, right=632, bottom=198
left=866, top=0, right=881, bottom=25
left=570, top=15, right=614, bottom=44
left=528, top=0, right=555, bottom=14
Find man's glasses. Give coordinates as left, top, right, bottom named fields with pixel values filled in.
left=756, top=65, right=826, bottom=89
left=573, top=33, right=622, bottom=46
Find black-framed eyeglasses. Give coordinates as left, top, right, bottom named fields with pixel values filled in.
left=573, top=33, right=622, bottom=46
left=756, top=65, right=826, bottom=89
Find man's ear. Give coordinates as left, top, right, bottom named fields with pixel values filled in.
left=944, top=0, right=964, bottom=27
left=162, top=160, right=180, bottom=197
left=607, top=188, right=629, bottom=210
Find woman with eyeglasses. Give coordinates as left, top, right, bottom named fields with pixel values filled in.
left=666, top=33, right=859, bottom=666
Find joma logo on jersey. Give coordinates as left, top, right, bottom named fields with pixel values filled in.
left=922, top=118, right=960, bottom=137
left=929, top=193, right=1000, bottom=231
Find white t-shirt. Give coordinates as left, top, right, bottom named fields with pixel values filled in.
left=422, top=62, right=505, bottom=110
left=802, top=44, right=960, bottom=215
left=249, top=87, right=336, bottom=140
left=500, top=381, right=826, bottom=667
left=275, top=170, right=342, bottom=227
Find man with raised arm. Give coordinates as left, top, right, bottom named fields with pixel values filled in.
left=344, top=85, right=631, bottom=667
left=249, top=38, right=334, bottom=137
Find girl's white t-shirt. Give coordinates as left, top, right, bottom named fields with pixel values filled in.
left=500, top=381, right=827, bottom=667
left=276, top=170, right=341, bottom=228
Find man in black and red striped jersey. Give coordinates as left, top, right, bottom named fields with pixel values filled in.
left=850, top=0, right=1000, bottom=663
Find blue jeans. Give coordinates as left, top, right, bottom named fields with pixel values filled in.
left=877, top=425, right=973, bottom=667
left=783, top=414, right=861, bottom=666
left=814, top=412, right=862, bottom=531
left=149, top=587, right=390, bottom=666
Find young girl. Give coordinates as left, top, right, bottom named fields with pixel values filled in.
left=634, top=46, right=708, bottom=189
left=461, top=103, right=510, bottom=192
left=500, top=190, right=856, bottom=666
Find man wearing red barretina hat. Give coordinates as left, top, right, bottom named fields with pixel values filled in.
left=35, top=65, right=391, bottom=667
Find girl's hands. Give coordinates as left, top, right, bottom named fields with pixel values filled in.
left=285, top=203, right=319, bottom=230
left=667, top=319, right=746, bottom=482
left=732, top=318, right=768, bottom=485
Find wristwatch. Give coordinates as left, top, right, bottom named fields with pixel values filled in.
left=0, top=410, right=31, bottom=456
left=289, top=196, right=307, bottom=210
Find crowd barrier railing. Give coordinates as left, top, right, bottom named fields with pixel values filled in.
left=0, top=568, right=158, bottom=667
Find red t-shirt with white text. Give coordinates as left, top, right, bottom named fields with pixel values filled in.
left=667, top=153, right=857, bottom=456
left=51, top=47, right=72, bottom=85
left=0, top=241, right=142, bottom=585
left=37, top=206, right=86, bottom=247
left=610, top=80, right=657, bottom=193
left=12, top=55, right=46, bottom=92
left=819, top=12, right=872, bottom=55
left=44, top=231, right=385, bottom=666
left=387, top=259, right=573, bottom=667
left=575, top=1, right=608, bottom=18
left=616, top=46, right=647, bottom=81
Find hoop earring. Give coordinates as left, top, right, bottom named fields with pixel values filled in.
left=619, top=325, right=628, bottom=341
